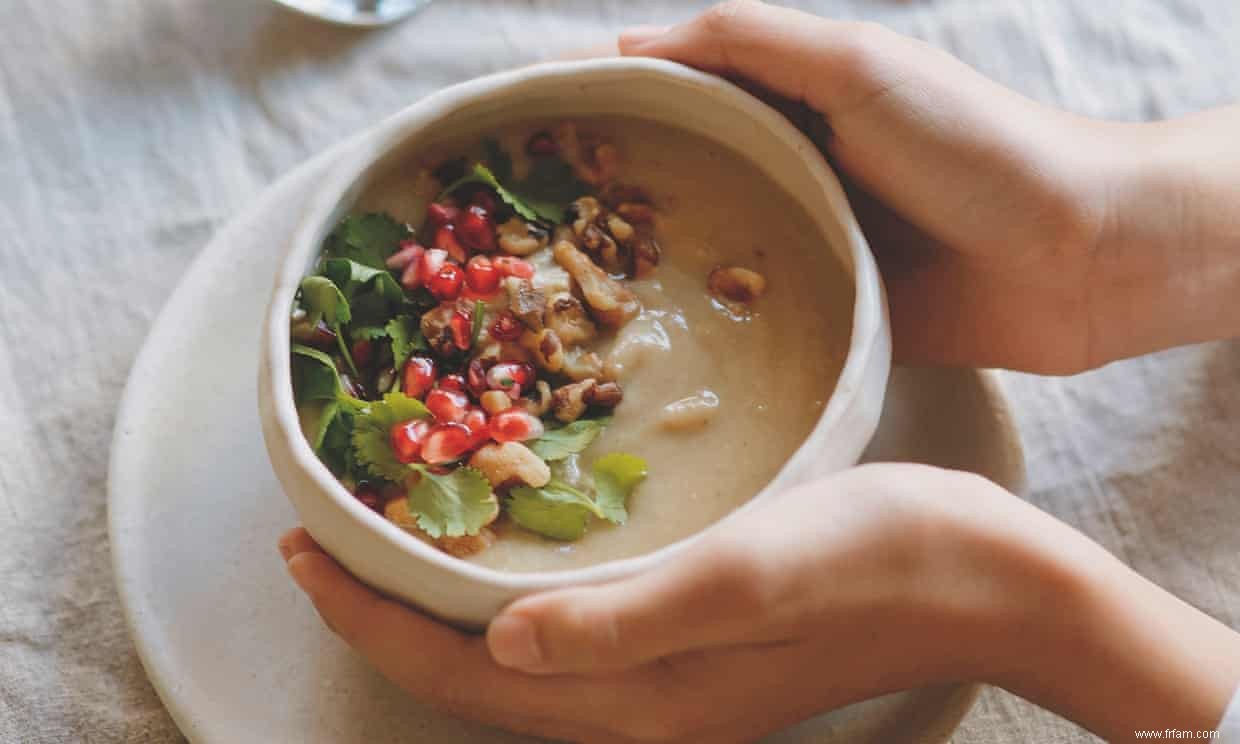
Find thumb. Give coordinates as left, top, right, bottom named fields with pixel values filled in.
left=486, top=538, right=778, bottom=675
left=618, top=0, right=878, bottom=118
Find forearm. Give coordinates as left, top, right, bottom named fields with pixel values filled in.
left=1089, top=106, right=1240, bottom=366
left=988, top=525, right=1240, bottom=741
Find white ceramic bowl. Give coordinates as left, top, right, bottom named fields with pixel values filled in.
left=259, top=58, right=891, bottom=629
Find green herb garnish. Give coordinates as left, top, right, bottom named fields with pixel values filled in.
left=529, top=417, right=611, bottom=461
left=351, top=392, right=432, bottom=482
left=406, top=465, right=498, bottom=539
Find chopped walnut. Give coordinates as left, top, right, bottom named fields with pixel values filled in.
left=605, top=213, right=636, bottom=243
left=419, top=303, right=458, bottom=356
left=497, top=217, right=549, bottom=256
left=552, top=379, right=596, bottom=423
left=505, top=278, right=546, bottom=331
left=632, top=236, right=661, bottom=279
left=614, top=201, right=656, bottom=226
left=554, top=124, right=619, bottom=186
left=520, top=379, right=553, bottom=417
left=570, top=197, right=602, bottom=236
left=552, top=240, right=641, bottom=328
left=586, top=381, right=624, bottom=409
left=520, top=328, right=565, bottom=373
left=544, top=294, right=597, bottom=346
left=708, top=266, right=767, bottom=305
left=469, top=441, right=551, bottom=489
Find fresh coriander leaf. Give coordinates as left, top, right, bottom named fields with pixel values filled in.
left=318, top=405, right=360, bottom=481
left=323, top=213, right=409, bottom=269
left=507, top=479, right=600, bottom=541
left=441, top=163, right=543, bottom=223
left=470, top=300, right=486, bottom=348
left=322, top=258, right=403, bottom=305
left=299, top=276, right=351, bottom=328
left=407, top=466, right=498, bottom=539
left=483, top=138, right=514, bottom=182
left=350, top=325, right=390, bottom=342
left=592, top=453, right=647, bottom=525
left=309, top=400, right=341, bottom=450
left=510, top=157, right=590, bottom=224
left=351, top=392, right=432, bottom=482
left=385, top=315, right=425, bottom=371
left=291, top=344, right=344, bottom=402
left=529, top=417, right=611, bottom=462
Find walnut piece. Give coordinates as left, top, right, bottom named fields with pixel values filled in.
left=419, top=303, right=458, bottom=356
left=505, top=278, right=547, bottom=331
left=497, top=217, right=549, bottom=256
left=544, top=294, right=597, bottom=346
left=552, top=379, right=596, bottom=423
left=552, top=240, right=640, bottom=328
left=469, top=442, right=551, bottom=489
left=520, top=328, right=565, bottom=373
left=586, top=381, right=624, bottom=409
left=708, top=266, right=767, bottom=305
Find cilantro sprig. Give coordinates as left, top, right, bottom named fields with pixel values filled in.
left=529, top=417, right=611, bottom=461
left=507, top=453, right=647, bottom=541
left=406, top=465, right=498, bottom=539
left=440, top=157, right=589, bottom=225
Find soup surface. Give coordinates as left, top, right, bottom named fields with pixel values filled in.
left=352, top=117, right=853, bottom=572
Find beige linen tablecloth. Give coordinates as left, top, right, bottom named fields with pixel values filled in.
left=3, top=1, right=1238, bottom=742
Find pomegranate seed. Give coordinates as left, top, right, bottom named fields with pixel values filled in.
left=438, top=373, right=467, bottom=392
left=470, top=189, right=498, bottom=215
left=421, top=423, right=474, bottom=464
left=466, top=358, right=490, bottom=397
left=354, top=483, right=383, bottom=512
left=456, top=205, right=497, bottom=253
left=488, top=310, right=523, bottom=342
left=426, top=387, right=470, bottom=423
left=386, top=240, right=423, bottom=271
left=450, top=307, right=473, bottom=350
left=428, top=262, right=464, bottom=301
left=351, top=339, right=374, bottom=369
left=463, top=406, right=490, bottom=448
left=464, top=255, right=501, bottom=295
left=487, top=362, right=536, bottom=391
left=426, top=203, right=460, bottom=231
left=402, top=357, right=437, bottom=399
left=418, top=248, right=448, bottom=288
left=489, top=409, right=545, bottom=443
left=399, top=244, right=428, bottom=290
left=494, top=256, right=534, bottom=279
left=390, top=420, right=431, bottom=464
left=434, top=224, right=469, bottom=262
left=526, top=131, right=559, bottom=157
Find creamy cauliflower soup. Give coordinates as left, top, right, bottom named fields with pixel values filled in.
left=289, top=117, right=852, bottom=573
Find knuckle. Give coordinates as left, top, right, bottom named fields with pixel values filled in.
left=698, top=0, right=760, bottom=36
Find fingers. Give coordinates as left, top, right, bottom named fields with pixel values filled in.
left=277, top=528, right=629, bottom=741
left=488, top=533, right=782, bottom=675
left=618, top=0, right=879, bottom=117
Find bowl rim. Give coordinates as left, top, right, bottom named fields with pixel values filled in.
left=263, top=56, right=887, bottom=592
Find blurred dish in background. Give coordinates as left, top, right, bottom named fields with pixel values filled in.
left=272, top=0, right=431, bottom=27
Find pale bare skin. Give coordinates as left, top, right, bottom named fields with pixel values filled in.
left=280, top=3, right=1240, bottom=742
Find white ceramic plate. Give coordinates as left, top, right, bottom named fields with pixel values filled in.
left=109, top=132, right=1024, bottom=744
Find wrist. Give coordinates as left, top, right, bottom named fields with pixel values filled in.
left=981, top=513, right=1240, bottom=739
left=1087, top=113, right=1240, bottom=366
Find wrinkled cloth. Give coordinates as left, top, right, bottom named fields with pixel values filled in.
left=2, top=1, right=1239, bottom=742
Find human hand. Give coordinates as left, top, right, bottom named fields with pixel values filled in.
left=620, top=2, right=1240, bottom=374
left=282, top=464, right=1118, bottom=742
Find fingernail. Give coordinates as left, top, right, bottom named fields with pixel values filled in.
left=278, top=532, right=296, bottom=562
left=488, top=615, right=543, bottom=670
left=620, top=25, right=671, bottom=47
